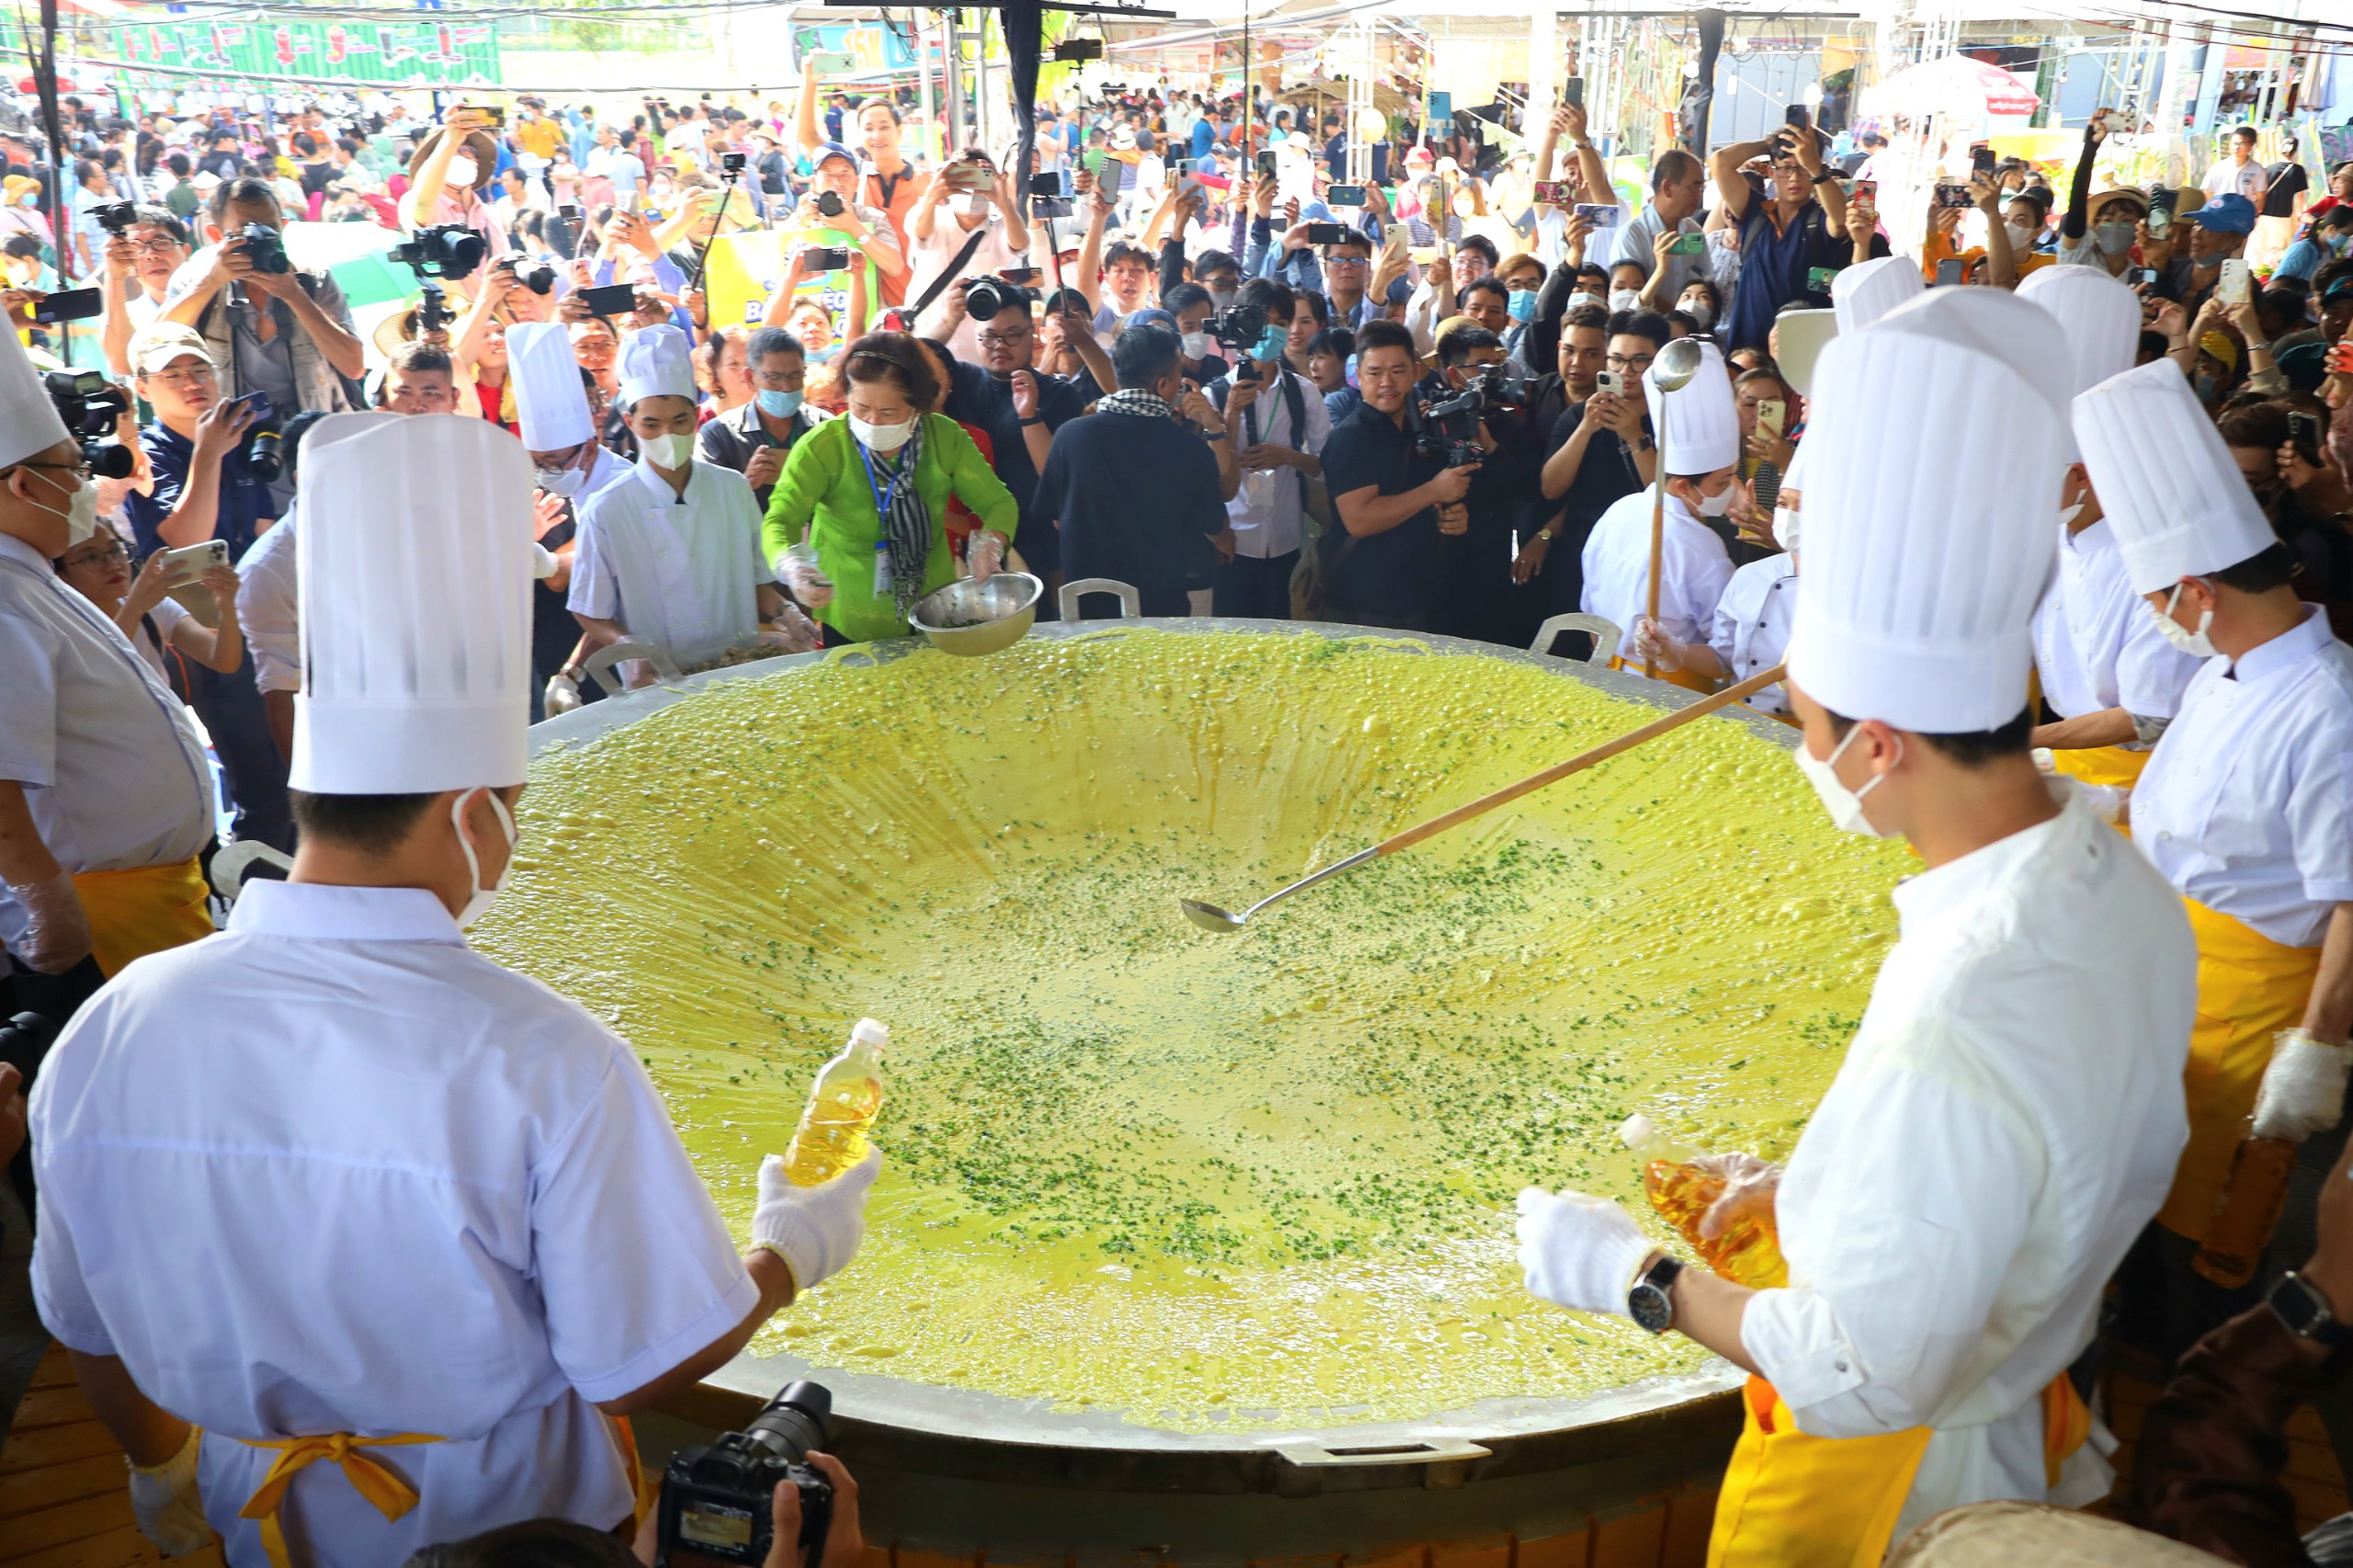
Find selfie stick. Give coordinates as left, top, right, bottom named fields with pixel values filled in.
left=689, top=158, right=746, bottom=293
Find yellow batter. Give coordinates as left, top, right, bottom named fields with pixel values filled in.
left=475, top=630, right=1905, bottom=1430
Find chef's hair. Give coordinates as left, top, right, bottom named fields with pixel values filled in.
left=289, top=790, right=438, bottom=855
left=401, top=1517, right=637, bottom=1568
left=1822, top=706, right=2032, bottom=767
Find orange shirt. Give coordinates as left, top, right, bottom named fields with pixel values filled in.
left=861, top=163, right=923, bottom=306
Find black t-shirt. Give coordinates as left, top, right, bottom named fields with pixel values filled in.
left=1032, top=410, right=1226, bottom=612
left=1542, top=400, right=1647, bottom=538
left=299, top=160, right=336, bottom=199
left=2264, top=162, right=2309, bottom=220
left=1318, top=403, right=1445, bottom=624
left=942, top=357, right=1089, bottom=561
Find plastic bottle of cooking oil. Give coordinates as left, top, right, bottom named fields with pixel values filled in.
left=1620, top=1114, right=1789, bottom=1289
left=2193, top=1133, right=2300, bottom=1289
left=782, top=1018, right=888, bottom=1186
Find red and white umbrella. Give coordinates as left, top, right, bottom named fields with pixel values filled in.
left=1863, top=54, right=2041, bottom=127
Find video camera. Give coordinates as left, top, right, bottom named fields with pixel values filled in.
left=1415, top=368, right=1527, bottom=470
left=390, top=222, right=486, bottom=281
left=91, top=201, right=140, bottom=236
left=656, top=1381, right=833, bottom=1566
left=41, top=369, right=135, bottom=480
left=235, top=222, right=290, bottom=276
left=964, top=275, right=1038, bottom=323
left=1208, top=301, right=1267, bottom=353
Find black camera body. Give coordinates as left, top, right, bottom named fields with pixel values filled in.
left=236, top=222, right=290, bottom=275
left=964, top=276, right=1037, bottom=323
left=1208, top=301, right=1268, bottom=354
left=41, top=369, right=135, bottom=480
left=391, top=222, right=486, bottom=280
left=814, top=189, right=846, bottom=219
left=1415, top=385, right=1492, bottom=469
left=92, top=201, right=140, bottom=236
left=656, top=1381, right=833, bottom=1566
left=417, top=280, right=450, bottom=335
left=513, top=260, right=557, bottom=296
left=721, top=150, right=749, bottom=175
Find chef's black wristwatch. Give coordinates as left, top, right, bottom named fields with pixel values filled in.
left=2268, top=1271, right=2353, bottom=1347
left=1629, top=1253, right=1686, bottom=1335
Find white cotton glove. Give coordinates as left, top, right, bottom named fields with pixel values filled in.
left=2031, top=746, right=2057, bottom=775
left=542, top=672, right=583, bottom=716
left=1515, top=1187, right=1656, bottom=1315
left=1628, top=616, right=1681, bottom=672
left=757, top=602, right=824, bottom=653
left=6, top=870, right=94, bottom=974
left=529, top=542, right=561, bottom=580
left=968, top=530, right=1006, bottom=583
left=1689, top=1152, right=1782, bottom=1244
left=2252, top=1028, right=2353, bottom=1142
left=752, top=1146, right=883, bottom=1291
left=778, top=547, right=835, bottom=608
left=127, top=1426, right=210, bottom=1557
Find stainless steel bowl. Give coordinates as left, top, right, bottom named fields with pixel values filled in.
left=907, top=572, right=1042, bottom=656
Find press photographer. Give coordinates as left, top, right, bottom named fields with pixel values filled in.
left=1419, top=324, right=1545, bottom=642
left=156, top=176, right=366, bottom=472
left=96, top=203, right=191, bottom=379
left=1204, top=279, right=1330, bottom=619
left=1317, top=318, right=1480, bottom=631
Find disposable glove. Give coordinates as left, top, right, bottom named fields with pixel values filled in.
left=779, top=546, right=835, bottom=608
left=1628, top=616, right=1681, bottom=672
left=2252, top=1028, right=2353, bottom=1142
left=1690, top=1152, right=1782, bottom=1243
left=6, top=870, right=93, bottom=974
left=127, top=1425, right=210, bottom=1556
left=758, top=603, right=824, bottom=653
left=542, top=673, right=583, bottom=716
left=1515, top=1187, right=1655, bottom=1315
left=968, top=529, right=1006, bottom=583
left=753, top=1146, right=882, bottom=1292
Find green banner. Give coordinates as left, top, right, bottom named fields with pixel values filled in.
left=110, top=17, right=501, bottom=87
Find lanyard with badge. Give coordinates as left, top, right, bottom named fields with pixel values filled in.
left=858, top=440, right=907, bottom=594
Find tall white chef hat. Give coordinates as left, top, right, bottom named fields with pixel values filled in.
left=291, top=414, right=538, bottom=795
left=619, top=324, right=696, bottom=408
left=2015, top=265, right=2143, bottom=466
left=1786, top=288, right=2070, bottom=733
left=0, top=324, right=68, bottom=472
left=2075, top=358, right=2279, bottom=597
left=1831, top=255, right=1923, bottom=336
left=1644, top=338, right=1738, bottom=475
left=508, top=320, right=593, bottom=452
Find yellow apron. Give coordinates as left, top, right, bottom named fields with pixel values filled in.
left=1706, top=1374, right=2093, bottom=1568
left=70, top=856, right=212, bottom=977
left=2155, top=897, right=2323, bottom=1241
left=1608, top=653, right=1718, bottom=697
left=2046, top=745, right=2151, bottom=789
left=238, top=1431, right=443, bottom=1568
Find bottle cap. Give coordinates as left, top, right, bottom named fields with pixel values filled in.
left=851, top=1017, right=889, bottom=1051
left=1619, top=1113, right=1655, bottom=1149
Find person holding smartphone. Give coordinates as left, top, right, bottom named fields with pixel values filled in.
left=1708, top=119, right=1850, bottom=351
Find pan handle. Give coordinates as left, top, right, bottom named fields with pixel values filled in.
left=1271, top=1437, right=1493, bottom=1468
left=1058, top=577, right=1141, bottom=620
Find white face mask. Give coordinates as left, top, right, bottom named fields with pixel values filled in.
left=1180, top=330, right=1212, bottom=360
left=1608, top=289, right=1642, bottom=313
left=2004, top=220, right=2037, bottom=250
left=1792, top=724, right=1898, bottom=837
left=639, top=431, right=692, bottom=469
left=1691, top=479, right=1736, bottom=517
left=27, top=465, right=98, bottom=546
left=2056, top=499, right=2085, bottom=528
left=2152, top=582, right=2220, bottom=657
left=957, top=191, right=991, bottom=217
left=452, top=788, right=517, bottom=929
left=850, top=415, right=914, bottom=451
left=1773, top=506, right=1800, bottom=553
left=445, top=155, right=478, bottom=187
left=1678, top=299, right=1712, bottom=328
left=536, top=463, right=584, bottom=497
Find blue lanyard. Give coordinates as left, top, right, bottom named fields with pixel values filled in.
left=857, top=438, right=906, bottom=526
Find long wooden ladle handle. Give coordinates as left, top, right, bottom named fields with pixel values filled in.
left=1371, top=663, right=1790, bottom=858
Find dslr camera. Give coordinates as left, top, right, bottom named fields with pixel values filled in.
left=41, top=369, right=135, bottom=480
left=235, top=222, right=290, bottom=276
left=656, top=1381, right=834, bottom=1566
left=92, top=201, right=140, bottom=236
left=508, top=259, right=557, bottom=295
left=814, top=189, right=846, bottom=219
left=1415, top=380, right=1505, bottom=469
left=391, top=222, right=487, bottom=280
left=963, top=275, right=1037, bottom=323
left=1208, top=301, right=1268, bottom=354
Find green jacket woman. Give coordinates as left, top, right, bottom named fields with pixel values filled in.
left=761, top=333, right=1018, bottom=643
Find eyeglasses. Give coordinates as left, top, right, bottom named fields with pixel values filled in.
left=59, top=538, right=126, bottom=570
left=976, top=327, right=1031, bottom=347
left=1324, top=255, right=1369, bottom=269
left=1606, top=352, right=1655, bottom=372
left=21, top=459, right=93, bottom=483
left=129, top=237, right=183, bottom=256
left=147, top=366, right=215, bottom=387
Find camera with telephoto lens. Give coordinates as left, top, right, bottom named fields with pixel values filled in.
left=1468, top=363, right=1529, bottom=407
left=656, top=1381, right=833, bottom=1566
left=235, top=222, right=290, bottom=275
left=40, top=369, right=135, bottom=480
left=511, top=259, right=557, bottom=296
left=963, top=275, right=1037, bottom=323
left=391, top=222, right=486, bottom=280
left=92, top=201, right=139, bottom=236
left=814, top=189, right=846, bottom=219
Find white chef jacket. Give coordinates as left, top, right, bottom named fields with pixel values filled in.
left=1580, top=488, right=1733, bottom=647
left=2130, top=605, right=2353, bottom=948
left=29, top=881, right=758, bottom=1567
left=1741, top=790, right=2195, bottom=1543
left=0, top=533, right=213, bottom=950
left=569, top=458, right=772, bottom=668
left=1211, top=363, right=1331, bottom=559
left=2029, top=519, right=2200, bottom=723
left=236, top=509, right=301, bottom=696
left=1705, top=554, right=1798, bottom=716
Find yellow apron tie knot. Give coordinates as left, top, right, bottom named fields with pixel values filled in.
left=237, top=1430, right=443, bottom=1568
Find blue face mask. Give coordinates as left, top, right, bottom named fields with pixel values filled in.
left=1506, top=288, right=1537, bottom=324
left=756, top=388, right=804, bottom=417
left=1254, top=326, right=1288, bottom=361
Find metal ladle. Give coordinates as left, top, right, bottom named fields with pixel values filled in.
left=1180, top=661, right=1788, bottom=934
